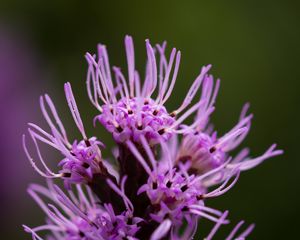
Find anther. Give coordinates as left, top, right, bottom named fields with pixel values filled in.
left=158, top=128, right=165, bottom=135
left=116, top=125, right=123, bottom=133
left=197, top=195, right=204, bottom=200
left=127, top=217, right=133, bottom=225
left=82, top=162, right=90, bottom=168
left=62, top=172, right=71, bottom=178
left=170, top=111, right=177, bottom=117
left=181, top=185, right=188, bottom=192
left=209, top=146, right=216, bottom=153
left=178, top=155, right=191, bottom=163
left=85, top=139, right=91, bottom=147
left=182, top=206, right=189, bottom=211
left=70, top=151, right=76, bottom=156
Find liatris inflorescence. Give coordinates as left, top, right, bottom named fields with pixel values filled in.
left=22, top=36, right=282, bottom=240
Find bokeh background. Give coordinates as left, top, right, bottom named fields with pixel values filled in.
left=0, top=0, right=299, bottom=239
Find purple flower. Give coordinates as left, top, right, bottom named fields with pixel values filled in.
left=23, top=83, right=110, bottom=189
left=23, top=182, right=141, bottom=240
left=127, top=138, right=236, bottom=227
left=23, top=36, right=283, bottom=239
left=176, top=78, right=282, bottom=178
left=86, top=36, right=211, bottom=144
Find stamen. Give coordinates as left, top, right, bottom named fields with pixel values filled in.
left=145, top=40, right=158, bottom=98
left=205, top=211, right=229, bottom=240
left=22, top=134, right=61, bottom=179
left=125, top=35, right=135, bottom=98
left=157, top=48, right=177, bottom=104
left=40, top=95, right=69, bottom=146
left=161, top=51, right=181, bottom=105
left=64, top=82, right=87, bottom=139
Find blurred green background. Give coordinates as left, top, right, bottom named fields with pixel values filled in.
left=0, top=0, right=299, bottom=239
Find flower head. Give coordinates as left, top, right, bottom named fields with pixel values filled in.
left=177, top=88, right=282, bottom=177
left=127, top=138, right=238, bottom=228
left=23, top=83, right=110, bottom=189
left=23, top=182, right=141, bottom=240
left=23, top=36, right=283, bottom=240
left=86, top=36, right=211, bottom=144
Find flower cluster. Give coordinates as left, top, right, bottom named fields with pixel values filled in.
left=23, top=36, right=282, bottom=239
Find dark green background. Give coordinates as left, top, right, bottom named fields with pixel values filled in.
left=0, top=0, right=299, bottom=239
